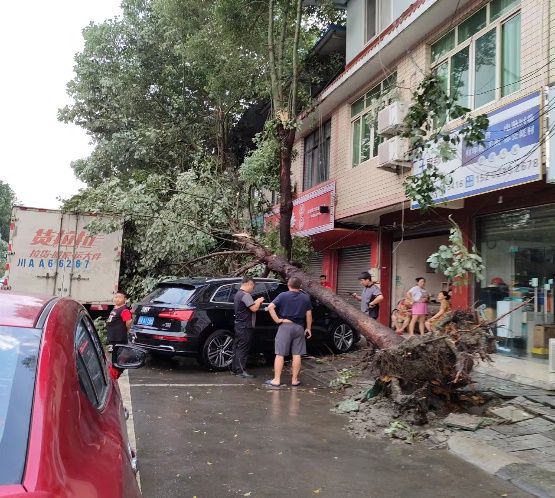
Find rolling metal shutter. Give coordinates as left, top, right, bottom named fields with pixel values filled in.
left=337, top=246, right=371, bottom=299
left=306, top=252, right=324, bottom=278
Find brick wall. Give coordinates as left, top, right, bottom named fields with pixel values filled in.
left=291, top=0, right=550, bottom=221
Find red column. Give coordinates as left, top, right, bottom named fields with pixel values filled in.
left=378, top=229, right=393, bottom=326
left=322, top=249, right=339, bottom=292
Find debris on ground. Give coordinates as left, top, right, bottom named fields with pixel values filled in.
left=334, top=399, right=360, bottom=414
left=488, top=405, right=536, bottom=423
left=443, top=413, right=488, bottom=431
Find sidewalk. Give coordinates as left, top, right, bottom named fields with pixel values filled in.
left=303, top=352, right=555, bottom=497
left=450, top=371, right=555, bottom=498
left=475, top=354, right=555, bottom=392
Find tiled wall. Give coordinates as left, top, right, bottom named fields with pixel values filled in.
left=291, top=0, right=550, bottom=221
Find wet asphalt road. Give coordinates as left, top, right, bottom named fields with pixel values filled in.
left=129, top=357, right=529, bottom=498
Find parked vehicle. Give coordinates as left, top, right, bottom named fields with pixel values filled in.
left=0, top=291, right=146, bottom=498
left=131, top=277, right=359, bottom=370
left=3, top=206, right=123, bottom=316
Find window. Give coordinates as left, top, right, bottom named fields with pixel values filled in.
left=211, top=284, right=232, bottom=303
left=303, top=121, right=331, bottom=190
left=431, top=1, right=521, bottom=111
left=75, top=317, right=109, bottom=408
left=143, top=285, right=196, bottom=305
left=0, top=326, right=40, bottom=485
left=211, top=283, right=268, bottom=304
left=350, top=72, right=396, bottom=167
left=366, top=0, right=377, bottom=41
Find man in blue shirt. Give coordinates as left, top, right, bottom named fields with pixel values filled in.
left=265, top=277, right=312, bottom=387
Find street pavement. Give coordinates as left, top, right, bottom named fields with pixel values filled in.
left=129, top=357, right=530, bottom=498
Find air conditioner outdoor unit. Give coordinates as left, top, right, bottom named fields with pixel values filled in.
left=377, top=101, right=409, bottom=136
left=377, top=136, right=410, bottom=170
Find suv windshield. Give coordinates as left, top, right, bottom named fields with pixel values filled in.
left=144, top=285, right=196, bottom=305
left=0, top=326, right=41, bottom=485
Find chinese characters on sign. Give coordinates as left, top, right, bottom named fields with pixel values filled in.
left=31, top=229, right=99, bottom=247
left=411, top=92, right=541, bottom=208
left=265, top=182, right=335, bottom=237
left=17, top=228, right=105, bottom=270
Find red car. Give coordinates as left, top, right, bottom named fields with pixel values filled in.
left=0, top=291, right=145, bottom=498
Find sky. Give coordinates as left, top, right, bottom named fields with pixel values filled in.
left=0, top=1, right=122, bottom=209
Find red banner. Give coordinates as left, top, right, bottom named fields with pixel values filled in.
left=266, top=182, right=335, bottom=237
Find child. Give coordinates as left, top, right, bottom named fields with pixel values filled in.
left=392, top=297, right=412, bottom=335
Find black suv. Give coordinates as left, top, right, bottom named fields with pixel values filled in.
left=131, top=277, right=358, bottom=370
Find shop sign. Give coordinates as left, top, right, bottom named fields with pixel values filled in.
left=265, top=181, right=335, bottom=237
left=411, top=92, right=542, bottom=208
left=547, top=86, right=555, bottom=184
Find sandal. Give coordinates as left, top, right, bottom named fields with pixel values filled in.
left=291, top=381, right=302, bottom=387
left=264, top=380, right=281, bottom=388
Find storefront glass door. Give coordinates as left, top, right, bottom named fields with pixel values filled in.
left=477, top=205, right=555, bottom=362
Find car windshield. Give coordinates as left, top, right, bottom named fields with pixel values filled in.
left=0, top=326, right=41, bottom=485
left=144, top=285, right=196, bottom=305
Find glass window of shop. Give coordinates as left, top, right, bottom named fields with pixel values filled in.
left=476, top=205, right=555, bottom=362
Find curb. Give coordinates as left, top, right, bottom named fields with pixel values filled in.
left=474, top=364, right=555, bottom=392
left=448, top=435, right=555, bottom=497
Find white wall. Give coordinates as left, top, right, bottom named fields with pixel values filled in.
left=392, top=234, right=450, bottom=306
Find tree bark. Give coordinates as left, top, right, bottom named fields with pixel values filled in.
left=234, top=234, right=403, bottom=349
left=278, top=125, right=295, bottom=261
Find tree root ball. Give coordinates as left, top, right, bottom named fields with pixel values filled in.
left=371, top=311, right=496, bottom=405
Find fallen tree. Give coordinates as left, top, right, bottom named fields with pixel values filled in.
left=233, top=233, right=502, bottom=425
left=233, top=233, right=403, bottom=349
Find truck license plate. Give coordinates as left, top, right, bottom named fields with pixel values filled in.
left=138, top=316, right=154, bottom=326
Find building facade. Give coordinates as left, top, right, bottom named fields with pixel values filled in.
left=291, top=0, right=555, bottom=364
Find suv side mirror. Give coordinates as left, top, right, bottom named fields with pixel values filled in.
left=112, top=345, right=147, bottom=369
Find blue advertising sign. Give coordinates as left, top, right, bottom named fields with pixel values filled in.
left=411, top=92, right=542, bottom=208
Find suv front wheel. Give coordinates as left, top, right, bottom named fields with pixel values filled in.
left=200, top=330, right=234, bottom=371
left=329, top=322, right=356, bottom=353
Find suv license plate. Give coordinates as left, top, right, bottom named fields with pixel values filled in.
left=138, top=316, right=155, bottom=326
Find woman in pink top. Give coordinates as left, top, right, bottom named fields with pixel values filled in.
left=407, top=277, right=429, bottom=336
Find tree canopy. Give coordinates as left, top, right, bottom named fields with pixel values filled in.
left=60, top=0, right=342, bottom=296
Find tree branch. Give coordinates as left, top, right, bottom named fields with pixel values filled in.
left=289, top=0, right=302, bottom=117
left=277, top=1, right=290, bottom=98
left=232, top=259, right=263, bottom=276
left=268, top=0, right=281, bottom=112
left=163, top=250, right=251, bottom=268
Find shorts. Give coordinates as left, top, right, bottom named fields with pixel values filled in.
left=275, top=322, right=306, bottom=356
left=412, top=303, right=428, bottom=316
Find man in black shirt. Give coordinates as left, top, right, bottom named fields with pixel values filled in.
left=232, top=276, right=264, bottom=378
left=266, top=277, right=312, bottom=387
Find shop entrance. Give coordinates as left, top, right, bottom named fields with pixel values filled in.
left=306, top=252, right=323, bottom=279
left=477, top=205, right=555, bottom=361
left=391, top=234, right=450, bottom=311
left=337, top=245, right=371, bottom=299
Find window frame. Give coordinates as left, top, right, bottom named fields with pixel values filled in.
left=430, top=1, right=521, bottom=112
left=210, top=283, right=269, bottom=304
left=303, top=120, right=331, bottom=191
left=365, top=0, right=379, bottom=42
left=75, top=314, right=110, bottom=410
left=210, top=284, right=233, bottom=304
left=350, top=72, right=397, bottom=167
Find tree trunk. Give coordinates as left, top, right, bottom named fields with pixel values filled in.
left=278, top=125, right=295, bottom=261
left=235, top=235, right=403, bottom=349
